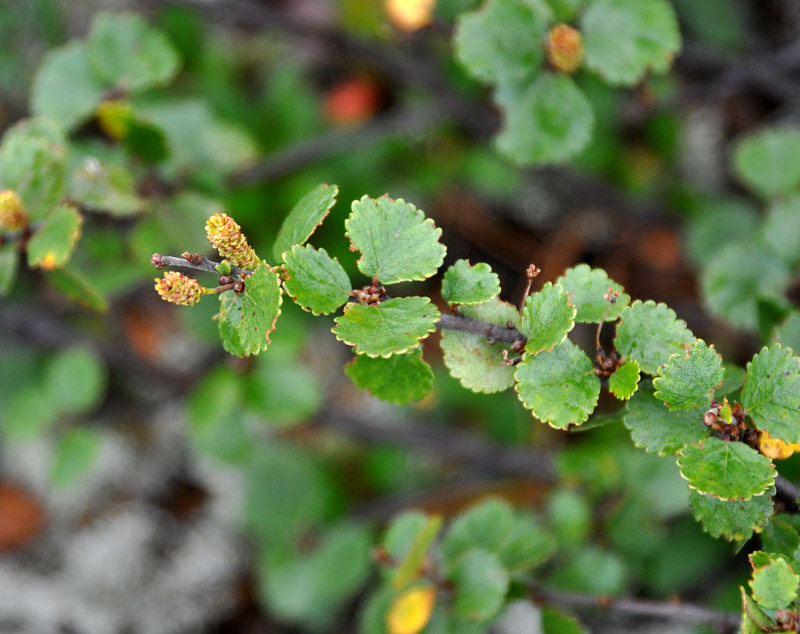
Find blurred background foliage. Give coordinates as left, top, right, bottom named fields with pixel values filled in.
left=0, top=0, right=799, bottom=632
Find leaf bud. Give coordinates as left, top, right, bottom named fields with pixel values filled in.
left=547, top=24, right=584, bottom=74
left=205, top=213, right=259, bottom=269
left=0, top=190, right=29, bottom=231
left=154, top=271, right=207, bottom=306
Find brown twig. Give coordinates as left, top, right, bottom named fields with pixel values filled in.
left=151, top=253, right=252, bottom=278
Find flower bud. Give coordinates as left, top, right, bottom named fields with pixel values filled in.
left=154, top=271, right=206, bottom=306
left=0, top=190, right=29, bottom=231
left=205, top=213, right=259, bottom=269
left=547, top=24, right=584, bottom=74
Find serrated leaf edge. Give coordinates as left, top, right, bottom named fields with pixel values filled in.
left=280, top=243, right=351, bottom=316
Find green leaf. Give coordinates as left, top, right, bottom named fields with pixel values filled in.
left=550, top=546, right=627, bottom=595
left=0, top=119, right=66, bottom=221
left=332, top=296, right=439, bottom=357
left=741, top=586, right=777, bottom=633
left=44, top=346, right=106, bottom=416
left=453, top=0, right=552, bottom=86
left=547, top=489, right=591, bottom=549
left=689, top=486, right=774, bottom=541
left=764, top=193, right=800, bottom=267
left=773, top=311, right=800, bottom=353
left=451, top=549, right=509, bottom=622
left=345, top=350, right=434, bottom=404
left=623, top=380, right=708, bottom=456
left=653, top=340, right=723, bottom=410
left=608, top=360, right=640, bottom=400
left=87, top=12, right=180, bottom=92
left=443, top=498, right=515, bottom=572
left=383, top=511, right=430, bottom=562
left=47, top=266, right=108, bottom=312
left=749, top=553, right=799, bottom=610
left=761, top=516, right=800, bottom=559
left=2, top=386, right=60, bottom=439
left=69, top=144, right=145, bottom=216
left=440, top=298, right=520, bottom=393
left=555, top=264, right=630, bottom=323
left=50, top=427, right=102, bottom=487
left=494, top=74, right=594, bottom=165
left=741, top=344, right=800, bottom=444
left=514, top=340, right=600, bottom=429
left=733, top=126, right=800, bottom=199
left=497, top=512, right=556, bottom=574
left=614, top=300, right=695, bottom=374
left=700, top=243, right=791, bottom=332
left=684, top=198, right=759, bottom=269
left=246, top=356, right=323, bottom=425
left=393, top=515, right=442, bottom=590
left=218, top=265, right=283, bottom=357
left=520, top=282, right=576, bottom=355
left=718, top=364, right=746, bottom=397
left=581, top=0, right=681, bottom=86
left=441, top=259, right=501, bottom=305
left=345, top=196, right=446, bottom=284
left=272, top=183, right=339, bottom=261
left=0, top=243, right=18, bottom=296
left=282, top=244, right=351, bottom=315
left=30, top=42, right=105, bottom=131
left=677, top=438, right=776, bottom=500
left=27, top=205, right=83, bottom=270
left=541, top=608, right=588, bottom=634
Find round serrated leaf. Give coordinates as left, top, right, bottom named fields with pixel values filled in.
left=741, top=345, right=800, bottom=444
left=333, top=296, right=439, bottom=357
left=87, top=12, right=180, bottom=93
left=581, top=0, right=680, bottom=86
left=282, top=244, right=351, bottom=315
left=451, top=549, right=509, bottom=623
left=653, top=340, right=723, bottom=411
left=440, top=298, right=520, bottom=393
left=273, top=184, right=338, bottom=260
left=521, top=282, right=576, bottom=355
left=345, top=196, right=445, bottom=284
left=733, top=127, right=800, bottom=199
left=556, top=264, right=630, bottom=323
left=689, top=487, right=774, bottom=542
left=750, top=555, right=799, bottom=610
left=677, top=438, right=776, bottom=501
left=30, top=42, right=106, bottom=131
left=614, top=300, right=695, bottom=375
left=27, top=205, right=83, bottom=270
left=345, top=350, right=434, bottom=404
left=609, top=360, right=640, bottom=400
left=441, top=260, right=500, bottom=305
left=218, top=265, right=283, bottom=357
left=514, top=340, right=600, bottom=429
left=453, top=0, right=552, bottom=86
left=494, top=74, right=594, bottom=165
left=624, top=380, right=708, bottom=456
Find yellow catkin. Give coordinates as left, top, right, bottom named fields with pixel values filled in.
left=205, top=213, right=259, bottom=269
left=547, top=24, right=584, bottom=74
left=0, top=190, right=29, bottom=231
left=154, top=271, right=206, bottom=306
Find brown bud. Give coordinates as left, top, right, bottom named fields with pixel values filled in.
left=151, top=253, right=165, bottom=270
left=547, top=24, right=584, bottom=74
left=233, top=281, right=246, bottom=294
left=218, top=275, right=233, bottom=286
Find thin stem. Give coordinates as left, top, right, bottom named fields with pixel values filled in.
left=436, top=312, right=526, bottom=346
left=776, top=475, right=800, bottom=513
left=151, top=253, right=253, bottom=277
left=518, top=264, right=541, bottom=314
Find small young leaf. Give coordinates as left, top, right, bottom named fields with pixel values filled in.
left=608, top=360, right=640, bottom=400
left=677, top=438, right=776, bottom=501
left=87, top=12, right=180, bottom=92
left=50, top=427, right=102, bottom=487
left=494, top=73, right=594, bottom=165
left=0, top=243, right=18, bottom=296
left=345, top=350, right=434, bottom=404
left=45, top=346, right=107, bottom=416
left=689, top=487, right=774, bottom=541
left=653, top=340, right=723, bottom=410
left=763, top=193, right=800, bottom=267
left=219, top=265, right=283, bottom=357
left=345, top=196, right=446, bottom=284
left=520, top=282, right=576, bottom=355
left=581, top=0, right=681, bottom=86
left=451, top=549, right=509, bottom=622
left=393, top=515, right=442, bottom=590
left=440, top=298, right=520, bottom=393
left=441, top=260, right=501, bottom=305
left=733, top=126, right=800, bottom=199
left=555, top=264, right=630, bottom=323
left=749, top=553, right=800, bottom=610
left=27, top=205, right=83, bottom=270
left=282, top=244, right=351, bottom=315
left=453, top=0, right=552, bottom=86
left=614, top=300, right=695, bottom=374
left=30, top=42, right=106, bottom=131
left=514, top=340, right=600, bottom=429
left=741, top=344, right=800, bottom=444
left=333, top=297, right=439, bottom=358
left=741, top=586, right=777, bottom=634
left=273, top=183, right=339, bottom=261
left=623, top=380, right=708, bottom=456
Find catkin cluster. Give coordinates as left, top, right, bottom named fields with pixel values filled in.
left=205, top=213, right=259, bottom=269
left=154, top=271, right=206, bottom=306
